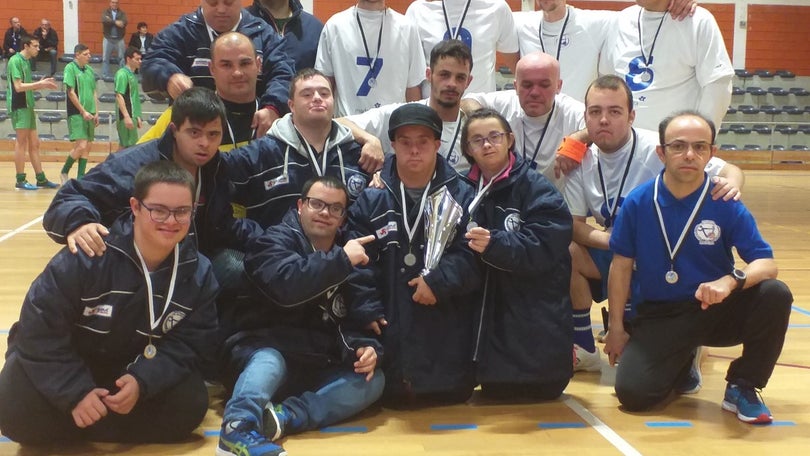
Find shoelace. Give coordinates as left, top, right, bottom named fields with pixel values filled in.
left=738, top=385, right=767, bottom=407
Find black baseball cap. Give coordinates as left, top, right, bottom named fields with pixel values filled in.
left=388, top=103, right=443, bottom=141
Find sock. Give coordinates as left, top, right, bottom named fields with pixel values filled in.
left=573, top=310, right=596, bottom=353
left=35, top=172, right=47, bottom=183
left=61, top=156, right=76, bottom=174
left=16, top=173, right=26, bottom=184
left=77, top=158, right=88, bottom=179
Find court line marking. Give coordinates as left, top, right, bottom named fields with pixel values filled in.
left=563, top=396, right=642, bottom=456
left=321, top=426, right=368, bottom=433
left=0, top=216, right=44, bottom=244
left=791, top=305, right=810, bottom=317
left=645, top=421, right=693, bottom=428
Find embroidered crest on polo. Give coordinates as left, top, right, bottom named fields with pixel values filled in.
left=694, top=220, right=721, bottom=245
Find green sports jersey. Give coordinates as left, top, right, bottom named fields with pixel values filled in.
left=114, top=66, right=141, bottom=121
left=6, top=53, right=33, bottom=112
left=64, top=61, right=97, bottom=117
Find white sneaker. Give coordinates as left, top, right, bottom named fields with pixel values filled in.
left=574, top=344, right=602, bottom=372
left=60, top=172, right=69, bottom=184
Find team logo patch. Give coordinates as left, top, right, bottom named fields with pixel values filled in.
left=504, top=213, right=521, bottom=232
left=560, top=35, right=570, bottom=48
left=331, top=293, right=347, bottom=318
left=375, top=221, right=398, bottom=239
left=162, top=310, right=187, bottom=333
left=346, top=174, right=367, bottom=197
left=83, top=304, right=113, bottom=318
left=264, top=174, right=289, bottom=190
left=694, top=220, right=721, bottom=245
left=192, top=57, right=210, bottom=68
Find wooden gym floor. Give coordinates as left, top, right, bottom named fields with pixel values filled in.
left=0, top=163, right=808, bottom=455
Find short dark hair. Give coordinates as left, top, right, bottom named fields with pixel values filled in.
left=124, top=46, right=141, bottom=61
left=137, top=21, right=148, bottom=29
left=289, top=68, right=332, bottom=100
left=429, top=39, right=473, bottom=72
left=300, top=176, right=350, bottom=208
left=460, top=108, right=513, bottom=166
left=21, top=35, right=37, bottom=48
left=133, top=161, right=196, bottom=203
left=584, top=75, right=634, bottom=112
left=658, top=110, right=717, bottom=145
left=170, top=86, right=227, bottom=130
left=74, top=43, right=89, bottom=55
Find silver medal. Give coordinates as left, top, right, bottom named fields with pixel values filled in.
left=403, top=253, right=417, bottom=267
left=144, top=343, right=157, bottom=359
left=641, top=71, right=652, bottom=82
left=466, top=221, right=478, bottom=231
left=665, top=270, right=679, bottom=284
left=368, top=77, right=377, bottom=88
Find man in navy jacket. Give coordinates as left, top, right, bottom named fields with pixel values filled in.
left=247, top=0, right=322, bottom=71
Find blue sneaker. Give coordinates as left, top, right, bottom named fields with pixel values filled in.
left=36, top=179, right=59, bottom=189
left=216, top=420, right=287, bottom=456
left=263, top=402, right=290, bottom=441
left=15, top=181, right=38, bottom=191
left=721, top=383, right=773, bottom=424
left=675, top=346, right=703, bottom=394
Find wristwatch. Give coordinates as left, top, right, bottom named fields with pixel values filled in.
left=732, top=268, right=747, bottom=291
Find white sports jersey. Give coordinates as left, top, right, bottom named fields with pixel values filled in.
left=564, top=128, right=726, bottom=229
left=599, top=6, right=734, bottom=130
left=316, top=7, right=426, bottom=117
left=346, top=98, right=468, bottom=174
left=406, top=0, right=519, bottom=95
left=513, top=6, right=614, bottom=102
left=464, top=90, right=584, bottom=188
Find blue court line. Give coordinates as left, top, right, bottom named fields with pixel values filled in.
left=430, top=423, right=478, bottom=431
left=538, top=422, right=587, bottom=429
left=792, top=305, right=810, bottom=317
left=770, top=421, right=796, bottom=426
left=645, top=421, right=693, bottom=428
left=203, top=430, right=220, bottom=437
left=321, top=426, right=368, bottom=433
left=0, top=436, right=10, bottom=442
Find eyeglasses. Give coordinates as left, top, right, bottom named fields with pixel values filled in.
left=304, top=197, right=346, bottom=218
left=663, top=141, right=713, bottom=156
left=467, top=132, right=507, bottom=151
left=138, top=199, right=194, bottom=224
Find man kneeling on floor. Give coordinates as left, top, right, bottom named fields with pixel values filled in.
left=604, top=110, right=792, bottom=424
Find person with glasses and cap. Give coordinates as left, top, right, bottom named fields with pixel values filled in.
left=217, top=175, right=384, bottom=456
left=346, top=103, right=481, bottom=407
left=0, top=161, right=218, bottom=444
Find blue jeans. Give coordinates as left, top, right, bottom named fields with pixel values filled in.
left=223, top=347, right=385, bottom=433
left=102, top=37, right=125, bottom=76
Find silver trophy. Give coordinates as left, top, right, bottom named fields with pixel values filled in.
left=421, top=186, right=463, bottom=276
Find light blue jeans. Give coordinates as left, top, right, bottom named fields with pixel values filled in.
left=223, top=347, right=384, bottom=433
left=102, top=37, right=125, bottom=77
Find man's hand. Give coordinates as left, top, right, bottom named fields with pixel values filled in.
left=137, top=117, right=143, bottom=129
left=343, top=235, right=375, bottom=266
left=166, top=73, right=193, bottom=100
left=67, top=223, right=110, bottom=257
left=668, top=0, right=698, bottom=20
left=39, top=77, right=58, bottom=90
left=369, top=170, right=384, bottom=189
left=408, top=276, right=437, bottom=305
left=358, top=136, right=384, bottom=174
left=365, top=317, right=388, bottom=335
left=354, top=346, right=378, bottom=381
left=710, top=175, right=741, bottom=201
left=124, top=117, right=134, bottom=129
left=465, top=226, right=491, bottom=253
left=695, top=275, right=735, bottom=310
left=81, top=111, right=94, bottom=122
left=554, top=155, right=580, bottom=178
left=103, top=374, right=140, bottom=415
left=93, top=112, right=100, bottom=127
left=603, top=328, right=630, bottom=366
left=252, top=107, right=280, bottom=138
left=71, top=388, right=109, bottom=428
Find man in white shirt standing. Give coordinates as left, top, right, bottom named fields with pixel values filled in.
left=316, top=0, right=425, bottom=117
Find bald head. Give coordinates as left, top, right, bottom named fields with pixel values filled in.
left=515, top=52, right=561, bottom=117
left=211, top=32, right=256, bottom=60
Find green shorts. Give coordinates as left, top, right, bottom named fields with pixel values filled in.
left=11, top=108, right=36, bottom=130
left=117, top=121, right=139, bottom=148
left=68, top=114, right=96, bottom=141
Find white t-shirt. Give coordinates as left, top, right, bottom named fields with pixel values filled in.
left=406, top=0, right=519, bottom=95
left=316, top=7, right=426, bottom=117
left=564, top=128, right=726, bottom=229
left=464, top=90, right=584, bottom=188
left=346, top=98, right=468, bottom=173
left=513, top=6, right=614, bottom=102
left=599, top=6, right=734, bottom=130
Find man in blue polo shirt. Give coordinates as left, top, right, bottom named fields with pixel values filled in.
left=604, top=110, right=792, bottom=424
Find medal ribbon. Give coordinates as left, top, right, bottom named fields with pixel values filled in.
left=442, top=0, right=472, bottom=41
left=538, top=7, right=570, bottom=60
left=652, top=172, right=711, bottom=274
left=637, top=8, right=666, bottom=67
left=522, top=101, right=555, bottom=167
left=598, top=128, right=637, bottom=228
left=400, top=179, right=433, bottom=246
left=134, top=243, right=179, bottom=334
left=355, top=6, right=386, bottom=80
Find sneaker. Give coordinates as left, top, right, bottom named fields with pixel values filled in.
left=15, top=181, right=38, bottom=191
left=263, top=402, right=289, bottom=441
left=675, top=346, right=703, bottom=394
left=36, top=180, right=59, bottom=189
left=216, top=420, right=287, bottom=456
left=721, top=383, right=773, bottom=424
left=573, top=344, right=602, bottom=372
left=60, top=173, right=69, bottom=185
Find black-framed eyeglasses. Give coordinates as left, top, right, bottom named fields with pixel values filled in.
left=137, top=199, right=194, bottom=224
left=304, top=197, right=346, bottom=218
left=467, top=132, right=507, bottom=151
left=662, top=141, right=713, bottom=156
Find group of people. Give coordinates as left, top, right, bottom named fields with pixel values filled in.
left=0, top=0, right=795, bottom=455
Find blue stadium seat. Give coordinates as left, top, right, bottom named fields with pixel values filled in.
left=503, top=82, right=515, bottom=90
left=147, top=114, right=161, bottom=125
left=752, top=124, right=772, bottom=134
left=102, top=74, right=116, bottom=83
left=719, top=144, right=738, bottom=150
left=38, top=134, right=56, bottom=141
left=98, top=112, right=116, bottom=124
left=0, top=111, right=8, bottom=122
left=38, top=111, right=64, bottom=135
left=59, top=54, right=74, bottom=63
